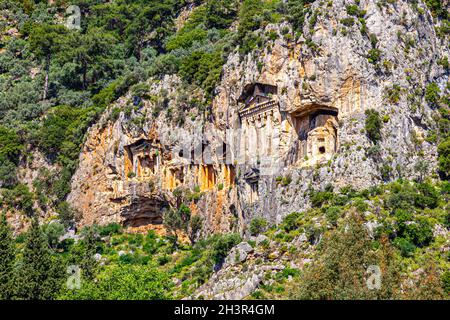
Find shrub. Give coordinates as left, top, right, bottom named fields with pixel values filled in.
left=385, top=84, right=402, bottom=104
left=282, top=175, right=292, bottom=186
left=310, top=190, right=334, bottom=208
left=403, top=217, right=434, bottom=248
left=56, top=201, right=77, bottom=227
left=340, top=18, right=355, bottom=27
left=0, top=126, right=23, bottom=164
left=282, top=212, right=302, bottom=231
left=143, top=231, right=159, bottom=254
left=189, top=215, right=203, bottom=244
left=444, top=211, right=450, bottom=229
left=365, top=109, right=382, bottom=143
left=249, top=217, right=268, bottom=235
left=98, top=223, right=122, bottom=237
left=367, top=48, right=381, bottom=64
left=442, top=271, right=450, bottom=295
left=158, top=255, right=170, bottom=265
left=346, top=5, right=360, bottom=16
left=325, top=206, right=341, bottom=226
left=211, top=233, right=241, bottom=263
left=1, top=183, right=34, bottom=216
left=41, top=221, right=65, bottom=249
left=437, top=138, right=450, bottom=178
left=415, top=182, right=440, bottom=209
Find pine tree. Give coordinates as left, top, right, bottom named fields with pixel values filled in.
left=80, top=228, right=98, bottom=280
left=0, top=211, right=15, bottom=299
left=14, top=217, right=64, bottom=300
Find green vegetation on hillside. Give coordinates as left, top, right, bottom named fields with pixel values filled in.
left=250, top=179, right=449, bottom=300
left=0, top=179, right=448, bottom=300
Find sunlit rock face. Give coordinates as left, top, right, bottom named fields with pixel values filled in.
left=69, top=0, right=446, bottom=235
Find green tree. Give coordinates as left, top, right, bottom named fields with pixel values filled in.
left=205, top=0, right=238, bottom=29
left=1, top=183, right=34, bottom=216
left=0, top=211, right=15, bottom=299
left=14, top=217, right=64, bottom=299
left=124, top=2, right=175, bottom=59
left=0, top=126, right=23, bottom=163
left=63, top=30, right=116, bottom=90
left=0, top=156, right=18, bottom=188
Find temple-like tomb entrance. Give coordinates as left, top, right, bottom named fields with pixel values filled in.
left=238, top=82, right=280, bottom=166
left=291, top=105, right=338, bottom=166
left=124, top=138, right=160, bottom=179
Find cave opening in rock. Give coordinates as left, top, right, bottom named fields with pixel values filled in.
left=121, top=196, right=168, bottom=228
left=291, top=105, right=338, bottom=164
left=138, top=155, right=156, bottom=177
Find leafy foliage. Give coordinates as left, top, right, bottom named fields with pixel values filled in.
left=292, top=213, right=401, bottom=299
left=250, top=217, right=268, bottom=235
left=365, top=109, right=383, bottom=143
left=60, top=264, right=172, bottom=300
left=0, top=212, right=15, bottom=299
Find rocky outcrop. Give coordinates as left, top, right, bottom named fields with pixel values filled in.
left=68, top=0, right=448, bottom=236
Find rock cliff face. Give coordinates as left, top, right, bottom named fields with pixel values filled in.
left=68, top=0, right=448, bottom=235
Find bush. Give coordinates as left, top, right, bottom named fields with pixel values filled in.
left=0, top=156, right=18, bottom=187
left=325, top=206, right=341, bottom=226
left=403, top=217, right=434, bottom=248
left=365, top=109, right=382, bottom=143
left=340, top=18, right=355, bottom=27
left=385, top=84, right=402, bottom=104
left=249, top=217, right=268, bottom=236
left=42, top=221, right=65, bottom=249
left=0, top=126, right=23, bottom=164
left=179, top=50, right=224, bottom=98
left=393, top=237, right=415, bottom=257
left=415, top=183, right=440, bottom=209
left=292, top=213, right=401, bottom=299
left=438, top=138, right=450, bottom=178
left=158, top=255, right=170, bottom=266
left=425, top=82, right=440, bottom=107
left=444, top=211, right=450, bottom=229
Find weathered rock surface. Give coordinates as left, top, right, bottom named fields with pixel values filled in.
left=67, top=0, right=448, bottom=237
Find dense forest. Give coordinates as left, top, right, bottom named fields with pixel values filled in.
left=0, top=0, right=449, bottom=300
